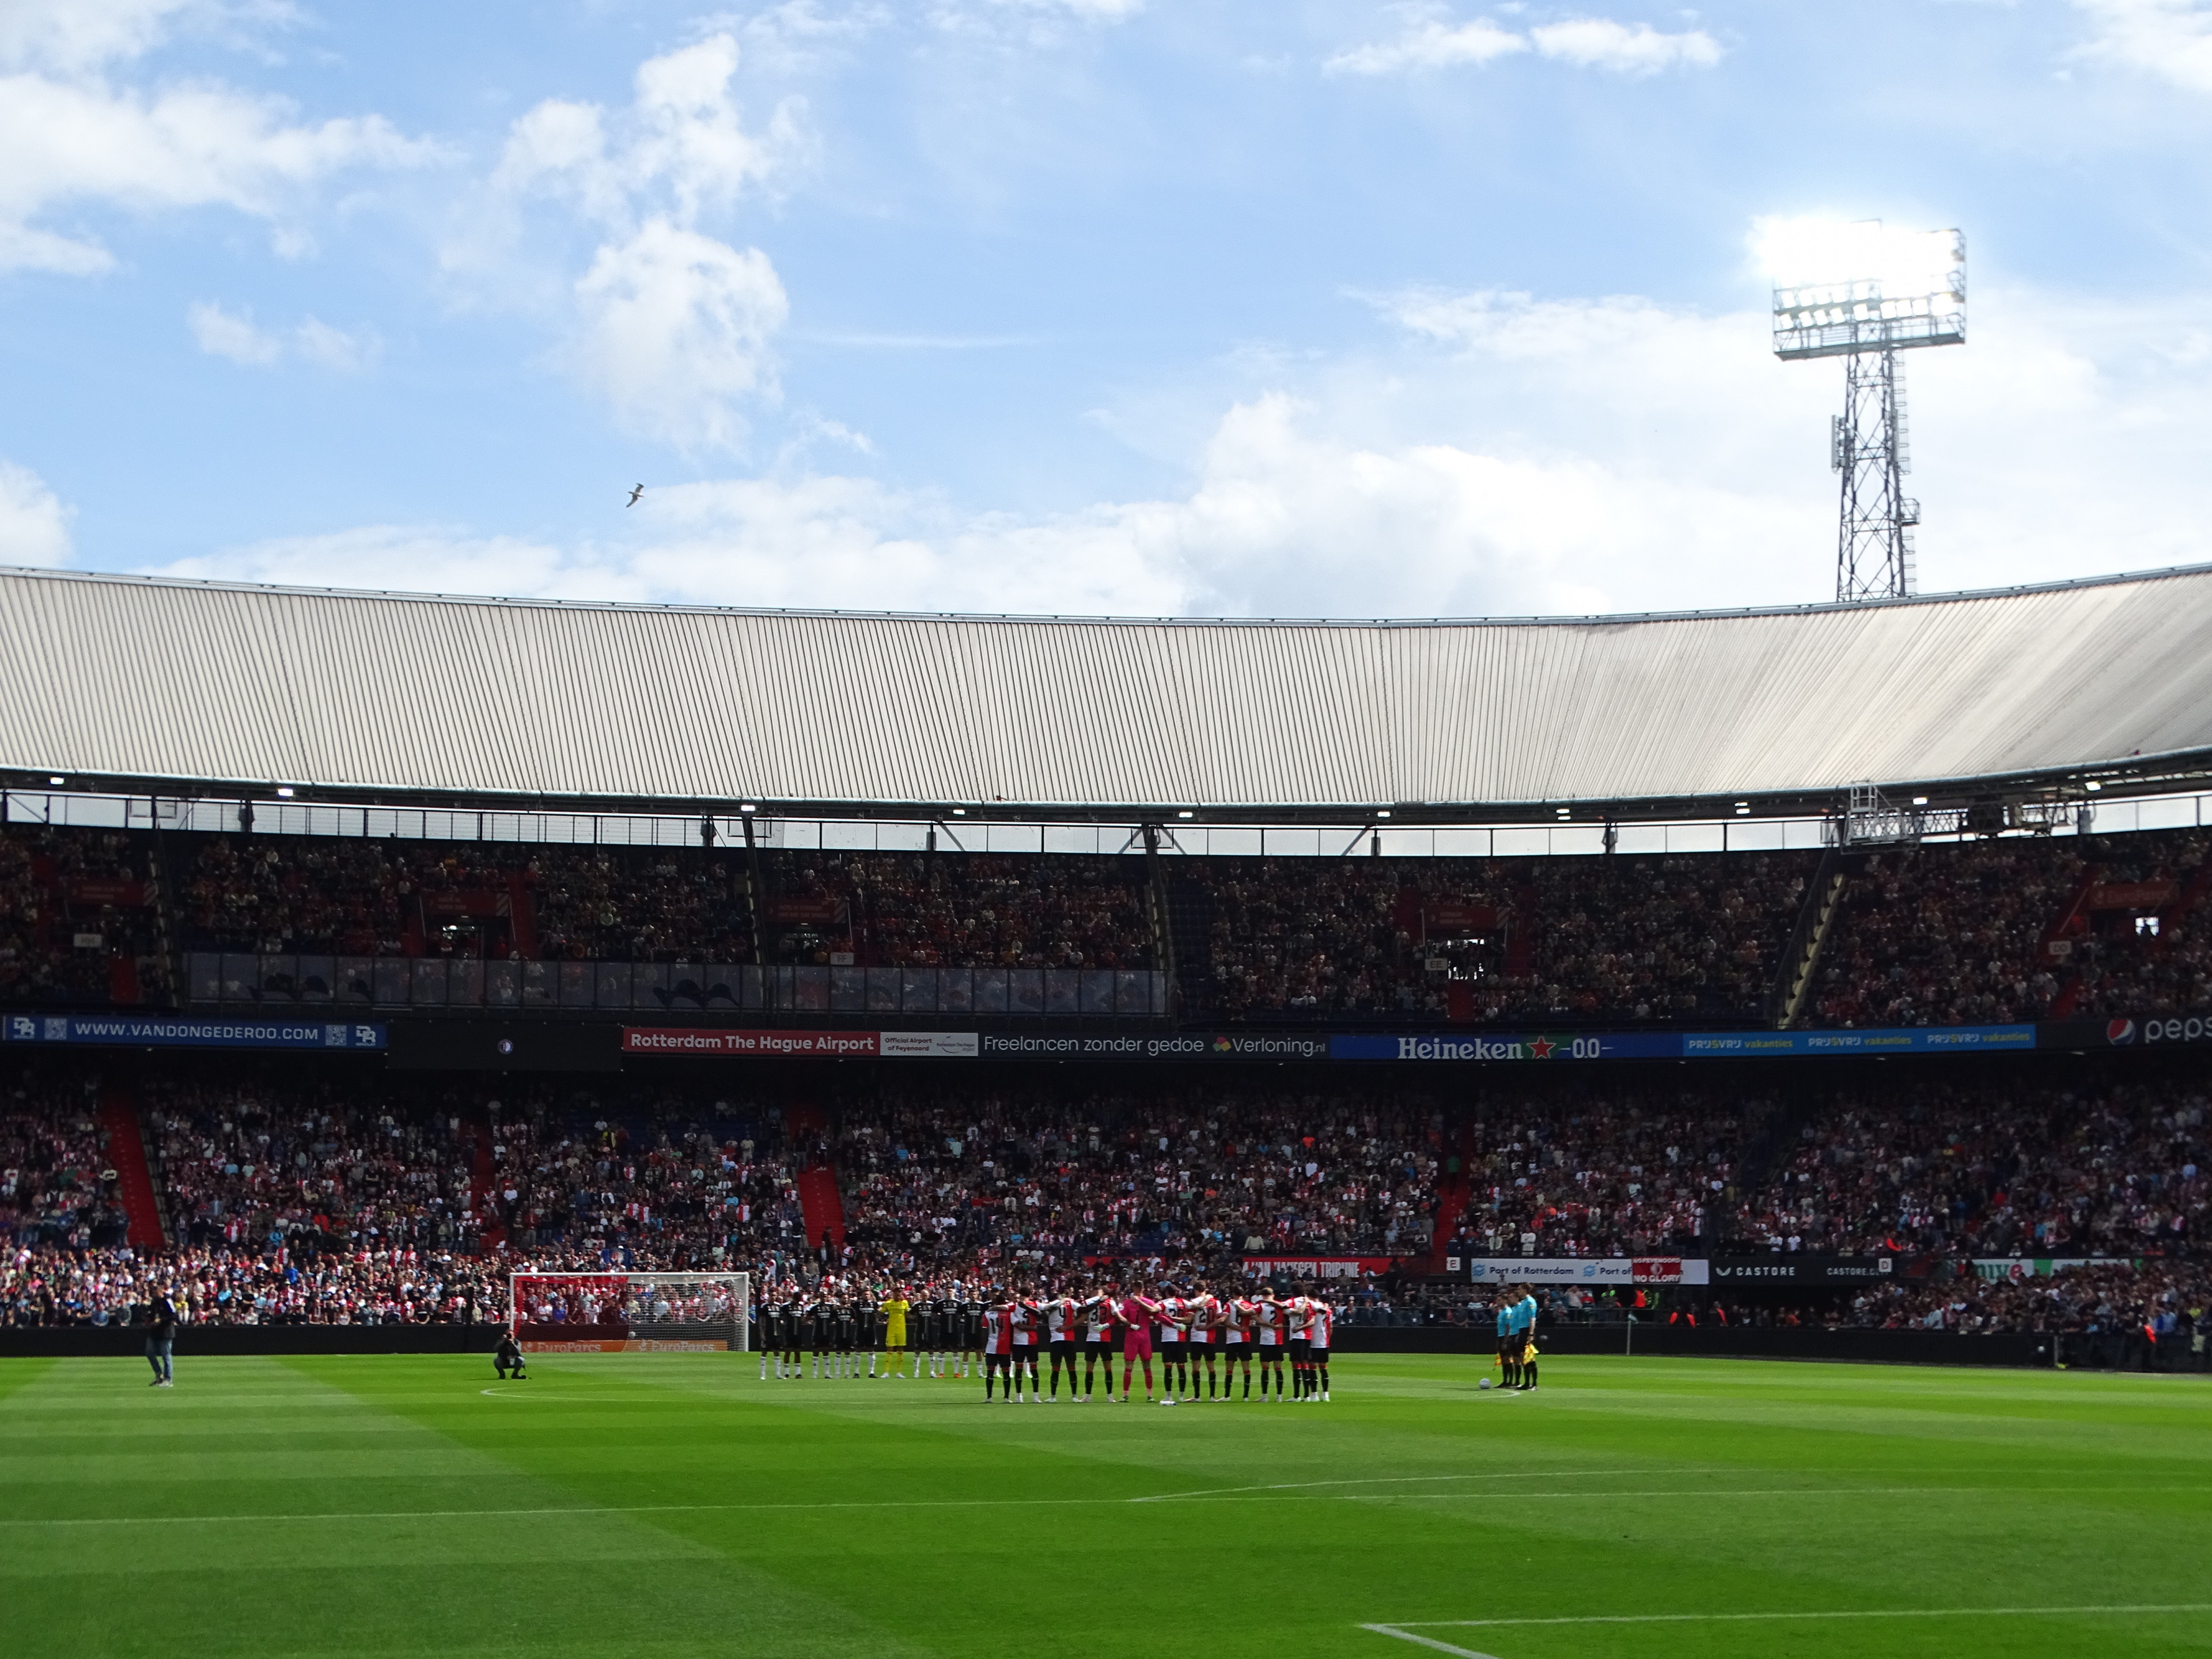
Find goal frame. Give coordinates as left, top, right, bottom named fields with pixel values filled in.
left=508, top=1270, right=749, bottom=1354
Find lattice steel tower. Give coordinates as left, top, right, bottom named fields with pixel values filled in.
left=1774, top=228, right=1965, bottom=603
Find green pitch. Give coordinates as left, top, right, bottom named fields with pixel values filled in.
left=3, top=1353, right=2207, bottom=1659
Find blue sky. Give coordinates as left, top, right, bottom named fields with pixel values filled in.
left=3, top=0, right=2211, bottom=618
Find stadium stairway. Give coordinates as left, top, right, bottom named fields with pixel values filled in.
left=1770, top=846, right=1853, bottom=1029
left=1421, top=1122, right=1477, bottom=1270
left=1504, top=885, right=1537, bottom=977
left=504, top=873, right=539, bottom=958
left=468, top=1124, right=507, bottom=1248
left=95, top=1085, right=168, bottom=1251
left=1161, top=874, right=1214, bottom=1011
left=2037, top=865, right=2104, bottom=1018
left=797, top=1164, right=846, bottom=1249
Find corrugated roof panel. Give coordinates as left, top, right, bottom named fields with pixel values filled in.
left=2, top=564, right=2209, bottom=813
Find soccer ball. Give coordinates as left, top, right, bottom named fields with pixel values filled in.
left=1478, top=1377, right=1494, bottom=1390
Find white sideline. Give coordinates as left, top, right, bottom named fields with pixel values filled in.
left=1361, top=1604, right=2212, bottom=1659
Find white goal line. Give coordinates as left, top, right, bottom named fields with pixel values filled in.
left=1362, top=1605, right=2212, bottom=1659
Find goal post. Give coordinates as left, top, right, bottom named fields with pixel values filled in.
left=508, top=1270, right=749, bottom=1354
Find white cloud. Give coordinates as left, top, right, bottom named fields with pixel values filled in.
left=0, top=65, right=437, bottom=275
left=188, top=300, right=377, bottom=369
left=1328, top=10, right=1720, bottom=77
left=2071, top=0, right=2212, bottom=93
left=188, top=298, right=280, bottom=362
left=293, top=316, right=376, bottom=371
left=492, top=33, right=804, bottom=230
left=0, top=0, right=198, bottom=74
left=472, top=33, right=802, bottom=451
left=1326, top=15, right=1527, bottom=74
left=0, top=460, right=74, bottom=567
left=1528, top=18, right=1723, bottom=75
left=571, top=217, right=789, bottom=449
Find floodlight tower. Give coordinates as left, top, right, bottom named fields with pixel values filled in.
left=1772, top=228, right=1966, bottom=603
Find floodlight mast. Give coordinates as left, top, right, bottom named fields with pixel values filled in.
left=1772, top=230, right=1966, bottom=603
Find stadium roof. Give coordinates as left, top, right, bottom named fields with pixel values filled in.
left=3, top=563, right=2211, bottom=827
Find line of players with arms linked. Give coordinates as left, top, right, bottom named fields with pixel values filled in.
left=754, top=1276, right=1347, bottom=1403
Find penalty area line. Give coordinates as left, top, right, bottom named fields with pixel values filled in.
left=1363, top=1603, right=2212, bottom=1650
left=1361, top=1627, right=1503, bottom=1659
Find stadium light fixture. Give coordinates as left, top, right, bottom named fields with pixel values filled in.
left=951, top=807, right=966, bottom=815
left=1768, top=219, right=1965, bottom=603
left=1911, top=795, right=1929, bottom=806
left=47, top=775, right=63, bottom=785
left=738, top=803, right=756, bottom=813
left=1177, top=810, right=1195, bottom=820
left=1376, top=809, right=1392, bottom=819
left=2085, top=781, right=2102, bottom=792
left=276, top=786, right=296, bottom=798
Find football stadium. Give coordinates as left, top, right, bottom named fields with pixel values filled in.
left=3, top=563, right=2210, bottom=1659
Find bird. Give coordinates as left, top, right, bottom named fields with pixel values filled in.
left=626, top=484, right=644, bottom=507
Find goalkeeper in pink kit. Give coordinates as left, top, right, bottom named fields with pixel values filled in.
left=1116, top=1288, right=1169, bottom=1403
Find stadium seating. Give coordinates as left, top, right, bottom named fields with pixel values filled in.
left=13, top=820, right=2210, bottom=1025
left=0, top=823, right=2199, bottom=1022
left=2, top=1065, right=2203, bottom=1335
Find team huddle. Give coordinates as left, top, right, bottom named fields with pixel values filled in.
left=756, top=1277, right=1339, bottom=1404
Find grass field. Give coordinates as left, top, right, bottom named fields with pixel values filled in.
left=3, top=1351, right=2207, bottom=1659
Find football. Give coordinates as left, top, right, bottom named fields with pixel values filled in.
left=1478, top=1377, right=1495, bottom=1390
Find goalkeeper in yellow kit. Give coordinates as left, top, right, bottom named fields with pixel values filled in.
left=878, top=1286, right=912, bottom=1378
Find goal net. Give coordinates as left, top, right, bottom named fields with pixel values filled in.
left=509, top=1271, right=749, bottom=1354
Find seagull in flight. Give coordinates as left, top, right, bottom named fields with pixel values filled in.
left=626, top=484, right=644, bottom=507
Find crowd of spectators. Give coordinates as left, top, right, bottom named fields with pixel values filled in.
left=1687, top=1258, right=2211, bottom=1355
left=1186, top=853, right=1809, bottom=1026
left=12, top=822, right=2212, bottom=1023
left=1445, top=1094, right=1742, bottom=1259
left=831, top=1085, right=1444, bottom=1263
left=766, top=852, right=1153, bottom=970
left=3, top=1061, right=2210, bottom=1367
left=1801, top=828, right=2212, bottom=1028
left=148, top=1077, right=487, bottom=1256
left=0, top=1079, right=128, bottom=1248
left=0, top=827, right=170, bottom=1005
left=468, top=1096, right=802, bottom=1262
left=2059, top=830, right=2212, bottom=1019
left=1729, top=1081, right=2206, bottom=1257
left=1810, top=839, right=2080, bottom=1027
left=175, top=835, right=755, bottom=964
left=1, top=1242, right=503, bottom=1327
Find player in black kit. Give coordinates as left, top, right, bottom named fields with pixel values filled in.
left=834, top=1296, right=859, bottom=1378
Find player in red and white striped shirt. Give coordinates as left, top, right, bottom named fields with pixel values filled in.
left=1221, top=1286, right=1256, bottom=1400
left=1286, top=1290, right=1315, bottom=1400
left=1008, top=1293, right=1040, bottom=1402
left=1253, top=1289, right=1287, bottom=1400
left=1181, top=1284, right=1220, bottom=1401
left=1305, top=1293, right=1334, bottom=1402
left=1155, top=1291, right=1186, bottom=1405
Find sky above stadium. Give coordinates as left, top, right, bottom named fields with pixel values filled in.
left=2, top=0, right=2210, bottom=620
